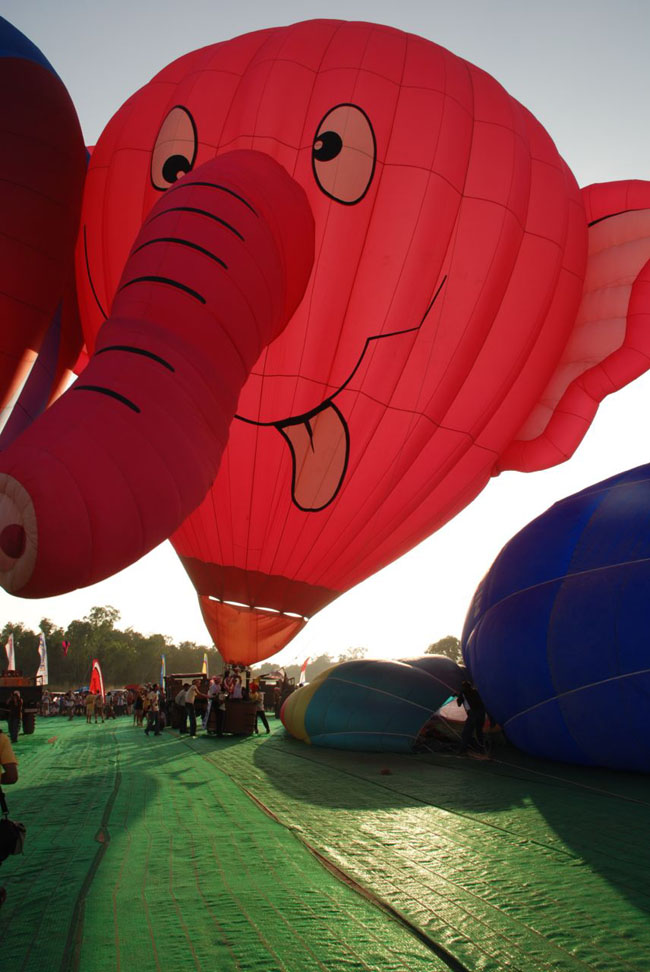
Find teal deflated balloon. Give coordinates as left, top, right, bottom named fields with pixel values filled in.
left=281, top=655, right=465, bottom=752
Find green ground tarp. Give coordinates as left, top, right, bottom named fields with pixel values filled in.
left=2, top=717, right=649, bottom=972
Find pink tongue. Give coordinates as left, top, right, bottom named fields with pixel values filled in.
left=278, top=402, right=349, bottom=511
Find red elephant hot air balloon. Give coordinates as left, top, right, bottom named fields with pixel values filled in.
left=1, top=21, right=650, bottom=674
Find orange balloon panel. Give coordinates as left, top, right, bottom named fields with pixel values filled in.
left=199, top=596, right=306, bottom=667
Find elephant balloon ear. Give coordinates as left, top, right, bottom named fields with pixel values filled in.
left=498, top=180, right=650, bottom=474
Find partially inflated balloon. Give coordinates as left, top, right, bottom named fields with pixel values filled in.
left=2, top=20, right=650, bottom=625
left=0, top=18, right=86, bottom=441
left=281, top=655, right=464, bottom=752
left=462, top=465, right=650, bottom=772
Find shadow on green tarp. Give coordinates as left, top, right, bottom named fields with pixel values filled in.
left=249, top=729, right=650, bottom=920
left=4, top=718, right=446, bottom=972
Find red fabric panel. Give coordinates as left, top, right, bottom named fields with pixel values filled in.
left=0, top=57, right=85, bottom=408
left=199, top=596, right=306, bottom=667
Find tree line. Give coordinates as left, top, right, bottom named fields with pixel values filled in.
left=1, top=606, right=217, bottom=690
left=1, top=605, right=462, bottom=689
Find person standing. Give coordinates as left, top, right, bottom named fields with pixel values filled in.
left=203, top=677, right=221, bottom=730
left=93, top=692, right=105, bottom=724
left=0, top=728, right=18, bottom=908
left=184, top=680, right=206, bottom=738
left=251, top=689, right=270, bottom=735
left=6, top=691, right=22, bottom=744
left=174, top=683, right=189, bottom=733
left=0, top=730, right=17, bottom=786
left=134, top=691, right=144, bottom=727
left=85, top=692, right=95, bottom=725
left=104, top=692, right=116, bottom=720
left=215, top=686, right=227, bottom=737
left=456, top=680, right=487, bottom=755
left=145, top=684, right=162, bottom=736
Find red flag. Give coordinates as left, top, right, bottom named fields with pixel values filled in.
left=62, top=640, right=70, bottom=656
left=299, top=657, right=310, bottom=686
left=89, top=659, right=105, bottom=699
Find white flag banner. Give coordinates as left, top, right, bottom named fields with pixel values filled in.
left=4, top=633, right=15, bottom=671
left=36, top=630, right=49, bottom=685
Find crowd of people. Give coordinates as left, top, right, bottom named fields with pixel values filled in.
left=170, top=672, right=271, bottom=738
left=1, top=669, right=489, bottom=911
left=8, top=668, right=281, bottom=740
left=39, top=689, right=130, bottom=718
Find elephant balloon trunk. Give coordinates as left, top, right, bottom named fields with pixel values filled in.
left=0, top=150, right=314, bottom=596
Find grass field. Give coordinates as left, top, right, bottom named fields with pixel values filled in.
left=2, top=716, right=649, bottom=971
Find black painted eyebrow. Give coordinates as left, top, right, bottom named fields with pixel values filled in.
left=95, top=345, right=175, bottom=372
left=72, top=385, right=140, bottom=413
left=147, top=206, right=245, bottom=241
left=131, top=237, right=228, bottom=270
left=118, top=275, right=206, bottom=304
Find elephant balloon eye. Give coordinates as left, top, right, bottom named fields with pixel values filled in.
left=151, top=105, right=198, bottom=190
left=312, top=104, right=376, bottom=205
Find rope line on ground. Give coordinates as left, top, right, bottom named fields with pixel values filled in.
left=59, top=729, right=122, bottom=972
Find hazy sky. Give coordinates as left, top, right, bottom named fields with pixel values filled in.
left=2, top=1, right=649, bottom=666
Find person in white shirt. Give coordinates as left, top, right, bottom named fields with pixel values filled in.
left=251, top=690, right=270, bottom=734
left=184, top=680, right=206, bottom=737
left=145, top=684, right=162, bottom=736
left=203, top=677, right=221, bottom=730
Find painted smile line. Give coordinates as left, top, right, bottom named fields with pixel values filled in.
left=234, top=274, right=447, bottom=430
left=234, top=275, right=447, bottom=513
